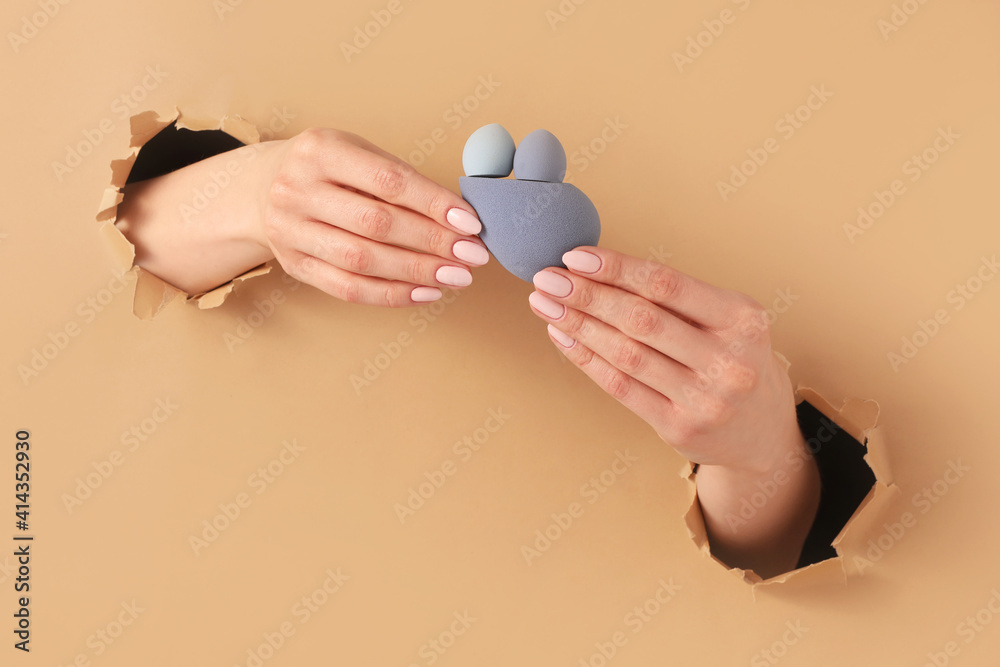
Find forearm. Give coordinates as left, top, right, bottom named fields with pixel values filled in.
left=114, top=141, right=281, bottom=294
left=695, top=413, right=821, bottom=579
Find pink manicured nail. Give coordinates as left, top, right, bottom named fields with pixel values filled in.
left=528, top=291, right=566, bottom=320
left=532, top=270, right=572, bottom=298
left=562, top=250, right=602, bottom=274
left=446, top=208, right=482, bottom=235
left=453, top=240, right=490, bottom=266
left=547, top=324, right=576, bottom=348
left=412, top=287, right=442, bottom=302
left=436, top=265, right=473, bottom=287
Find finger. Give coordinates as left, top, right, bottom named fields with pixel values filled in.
left=540, top=322, right=680, bottom=440
left=308, top=132, right=483, bottom=236
left=531, top=268, right=722, bottom=371
left=281, top=218, right=475, bottom=289
left=298, top=184, right=490, bottom=267
left=560, top=247, right=750, bottom=332
left=278, top=245, right=444, bottom=307
left=528, top=290, right=695, bottom=400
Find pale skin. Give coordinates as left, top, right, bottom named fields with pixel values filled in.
left=115, top=127, right=820, bottom=579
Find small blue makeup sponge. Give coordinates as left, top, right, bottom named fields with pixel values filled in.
left=459, top=177, right=601, bottom=282
left=462, top=123, right=516, bottom=178
left=513, top=129, right=567, bottom=183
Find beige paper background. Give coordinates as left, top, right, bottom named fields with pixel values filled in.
left=3, top=0, right=999, bottom=664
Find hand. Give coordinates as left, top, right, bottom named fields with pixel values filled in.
left=254, top=128, right=489, bottom=306
left=528, top=246, right=795, bottom=468
left=116, top=127, right=490, bottom=301
left=526, top=247, right=820, bottom=577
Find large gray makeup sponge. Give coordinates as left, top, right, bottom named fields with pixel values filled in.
left=459, top=177, right=601, bottom=282
left=462, top=123, right=516, bottom=178
left=513, top=129, right=567, bottom=183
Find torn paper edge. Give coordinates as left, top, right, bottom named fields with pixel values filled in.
left=681, top=350, right=893, bottom=596
left=95, top=106, right=270, bottom=320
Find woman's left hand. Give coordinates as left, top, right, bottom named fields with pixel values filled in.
left=527, top=246, right=820, bottom=577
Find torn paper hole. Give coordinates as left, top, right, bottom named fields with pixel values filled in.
left=96, top=107, right=270, bottom=320
left=682, top=360, right=892, bottom=596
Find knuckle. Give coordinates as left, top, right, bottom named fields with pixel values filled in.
left=612, top=337, right=645, bottom=374
left=600, top=253, right=619, bottom=280
left=293, top=127, right=326, bottom=157
left=358, top=205, right=393, bottom=241
left=625, top=302, right=660, bottom=337
left=623, top=258, right=651, bottom=285
left=425, top=190, right=451, bottom=221
left=573, top=344, right=597, bottom=369
left=337, top=279, right=362, bottom=304
left=424, top=225, right=447, bottom=256
left=647, top=266, right=683, bottom=303
left=267, top=176, right=298, bottom=207
left=342, top=243, right=374, bottom=274
left=405, top=258, right=425, bottom=284
left=736, top=298, right=770, bottom=339
left=604, top=369, right=633, bottom=401
left=328, top=129, right=353, bottom=143
left=724, top=363, right=759, bottom=394
left=294, top=252, right=320, bottom=279
left=563, top=311, right=590, bottom=339
left=372, top=163, right=410, bottom=199
left=574, top=282, right=598, bottom=310
left=696, top=393, right=733, bottom=425
left=381, top=285, right=397, bottom=308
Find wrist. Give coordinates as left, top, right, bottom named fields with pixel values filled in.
left=241, top=139, right=287, bottom=252
left=694, top=423, right=821, bottom=578
left=704, top=352, right=805, bottom=477
left=697, top=425, right=814, bottom=491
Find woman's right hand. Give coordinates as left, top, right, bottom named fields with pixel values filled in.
left=252, top=128, right=490, bottom=306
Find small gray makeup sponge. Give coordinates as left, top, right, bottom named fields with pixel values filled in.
left=459, top=177, right=601, bottom=282
left=462, top=123, right=516, bottom=178
left=513, top=129, right=567, bottom=183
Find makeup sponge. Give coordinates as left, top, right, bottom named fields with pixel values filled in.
left=462, top=123, right=516, bottom=178
left=459, top=124, right=601, bottom=282
left=459, top=177, right=600, bottom=282
left=513, top=129, right=567, bottom=183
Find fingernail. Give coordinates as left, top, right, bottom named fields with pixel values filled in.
left=547, top=324, right=576, bottom=348
left=412, top=286, right=442, bottom=302
left=453, top=240, right=490, bottom=266
left=532, top=270, right=572, bottom=298
left=562, top=250, right=602, bottom=274
left=528, top=291, right=566, bottom=320
left=447, top=208, right=482, bottom=235
left=436, top=265, right=473, bottom=287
